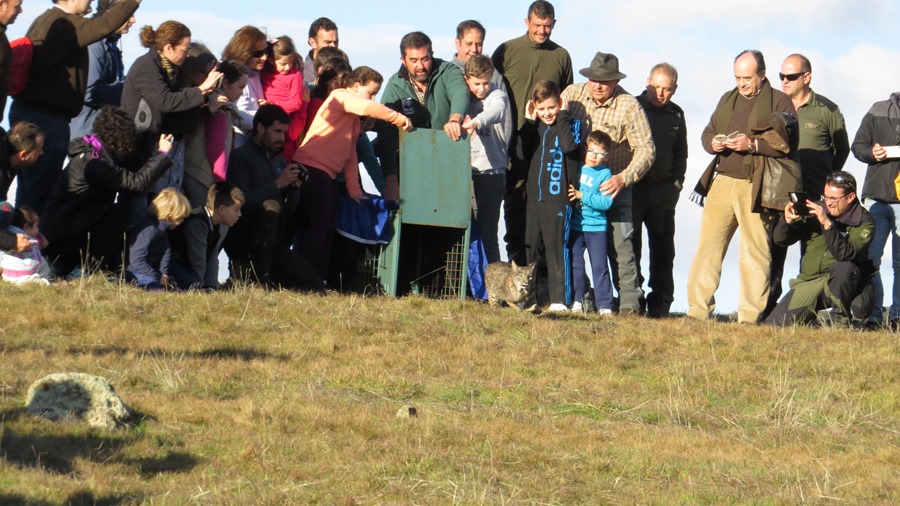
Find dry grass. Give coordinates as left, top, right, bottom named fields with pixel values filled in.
left=1, top=278, right=898, bottom=504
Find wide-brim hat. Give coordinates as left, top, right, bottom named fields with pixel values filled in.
left=579, top=52, right=627, bottom=81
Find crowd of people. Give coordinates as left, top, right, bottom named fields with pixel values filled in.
left=0, top=0, right=898, bottom=329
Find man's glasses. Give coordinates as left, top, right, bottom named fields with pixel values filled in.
left=586, top=149, right=608, bottom=158
left=779, top=72, right=807, bottom=82
left=822, top=194, right=850, bottom=204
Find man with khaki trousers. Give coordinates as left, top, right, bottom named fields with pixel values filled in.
left=686, top=50, right=796, bottom=323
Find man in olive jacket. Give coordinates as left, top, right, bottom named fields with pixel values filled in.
left=375, top=31, right=468, bottom=202
left=765, top=171, right=875, bottom=327
left=9, top=0, right=140, bottom=214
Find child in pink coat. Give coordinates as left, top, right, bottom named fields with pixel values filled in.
left=260, top=36, right=306, bottom=161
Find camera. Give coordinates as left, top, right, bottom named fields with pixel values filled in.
left=287, top=163, right=310, bottom=183
left=789, top=191, right=808, bottom=216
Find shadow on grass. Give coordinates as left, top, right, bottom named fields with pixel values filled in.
left=63, top=345, right=292, bottom=362
left=120, top=451, right=200, bottom=477
left=65, top=490, right=144, bottom=506
left=0, top=494, right=54, bottom=506
left=0, top=428, right=129, bottom=474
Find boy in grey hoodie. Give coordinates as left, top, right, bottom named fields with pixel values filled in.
left=462, top=55, right=512, bottom=263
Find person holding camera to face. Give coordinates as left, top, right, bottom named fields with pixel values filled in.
left=765, top=171, right=876, bottom=327
left=224, top=104, right=322, bottom=291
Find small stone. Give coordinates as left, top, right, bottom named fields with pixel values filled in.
left=25, top=373, right=133, bottom=430
left=396, top=405, right=417, bottom=418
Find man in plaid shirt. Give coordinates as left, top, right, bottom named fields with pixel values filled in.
left=562, top=52, right=655, bottom=314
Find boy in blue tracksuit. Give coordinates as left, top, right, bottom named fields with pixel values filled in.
left=568, top=130, right=615, bottom=314
left=520, top=80, right=582, bottom=312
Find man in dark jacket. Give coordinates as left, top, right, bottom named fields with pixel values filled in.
left=765, top=172, right=875, bottom=327
left=635, top=63, right=687, bottom=318
left=375, top=31, right=469, bottom=201
left=853, top=91, right=900, bottom=328
left=0, top=122, right=44, bottom=201
left=0, top=0, right=23, bottom=120
left=9, top=0, right=140, bottom=214
left=70, top=0, right=136, bottom=139
left=225, top=104, right=323, bottom=292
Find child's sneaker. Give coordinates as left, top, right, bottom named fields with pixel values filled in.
left=547, top=303, right=569, bottom=313
left=571, top=301, right=584, bottom=313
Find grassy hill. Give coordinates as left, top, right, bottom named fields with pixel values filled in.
left=1, top=278, right=898, bottom=504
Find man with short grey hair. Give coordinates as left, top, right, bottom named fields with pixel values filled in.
left=634, top=62, right=687, bottom=317
left=562, top=51, right=655, bottom=314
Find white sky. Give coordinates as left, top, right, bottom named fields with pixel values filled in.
left=7, top=0, right=899, bottom=313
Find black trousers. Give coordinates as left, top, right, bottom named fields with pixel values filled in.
left=632, top=179, right=679, bottom=315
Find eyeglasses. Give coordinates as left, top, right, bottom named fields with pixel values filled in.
left=251, top=49, right=267, bottom=58
left=779, top=72, right=807, bottom=82
left=822, top=194, right=850, bottom=204
left=586, top=149, right=608, bottom=158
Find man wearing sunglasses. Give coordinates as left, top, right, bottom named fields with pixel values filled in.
left=765, top=171, right=874, bottom=327
left=779, top=54, right=850, bottom=200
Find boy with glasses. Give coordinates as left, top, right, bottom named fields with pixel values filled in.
left=765, top=171, right=875, bottom=327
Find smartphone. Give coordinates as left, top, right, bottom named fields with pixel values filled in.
left=789, top=191, right=808, bottom=216
left=215, top=75, right=224, bottom=88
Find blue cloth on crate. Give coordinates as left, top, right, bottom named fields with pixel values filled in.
left=468, top=217, right=488, bottom=300
left=335, top=193, right=399, bottom=245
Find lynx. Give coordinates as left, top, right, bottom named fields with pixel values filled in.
left=484, top=261, right=535, bottom=309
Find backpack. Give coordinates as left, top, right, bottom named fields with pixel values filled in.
left=8, top=37, right=33, bottom=97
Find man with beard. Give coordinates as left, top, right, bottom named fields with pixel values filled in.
left=376, top=31, right=469, bottom=201
left=225, top=104, right=323, bottom=292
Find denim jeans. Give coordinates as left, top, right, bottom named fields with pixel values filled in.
left=865, top=200, right=900, bottom=322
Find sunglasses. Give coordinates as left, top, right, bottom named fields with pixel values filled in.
left=826, top=172, right=856, bottom=192
left=778, top=72, right=807, bottom=82
left=251, top=49, right=267, bottom=58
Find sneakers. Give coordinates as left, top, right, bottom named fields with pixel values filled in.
left=571, top=301, right=584, bottom=313
left=546, top=303, right=569, bottom=313
left=597, top=308, right=613, bottom=316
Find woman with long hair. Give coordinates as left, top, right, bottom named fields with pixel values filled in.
left=222, top=25, right=269, bottom=145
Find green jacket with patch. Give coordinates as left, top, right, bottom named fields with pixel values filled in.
left=374, top=58, right=469, bottom=177
left=773, top=198, right=874, bottom=282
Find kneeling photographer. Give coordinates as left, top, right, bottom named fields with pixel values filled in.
left=765, top=171, right=876, bottom=327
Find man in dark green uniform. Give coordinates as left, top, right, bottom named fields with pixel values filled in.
left=779, top=54, right=850, bottom=200
left=765, top=172, right=874, bottom=327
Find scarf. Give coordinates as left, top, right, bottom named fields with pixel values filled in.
left=690, top=79, right=774, bottom=206
left=158, top=51, right=177, bottom=86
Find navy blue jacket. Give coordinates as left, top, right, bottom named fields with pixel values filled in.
left=520, top=110, right=582, bottom=205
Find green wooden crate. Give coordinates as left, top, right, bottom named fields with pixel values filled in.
left=378, top=129, right=472, bottom=299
